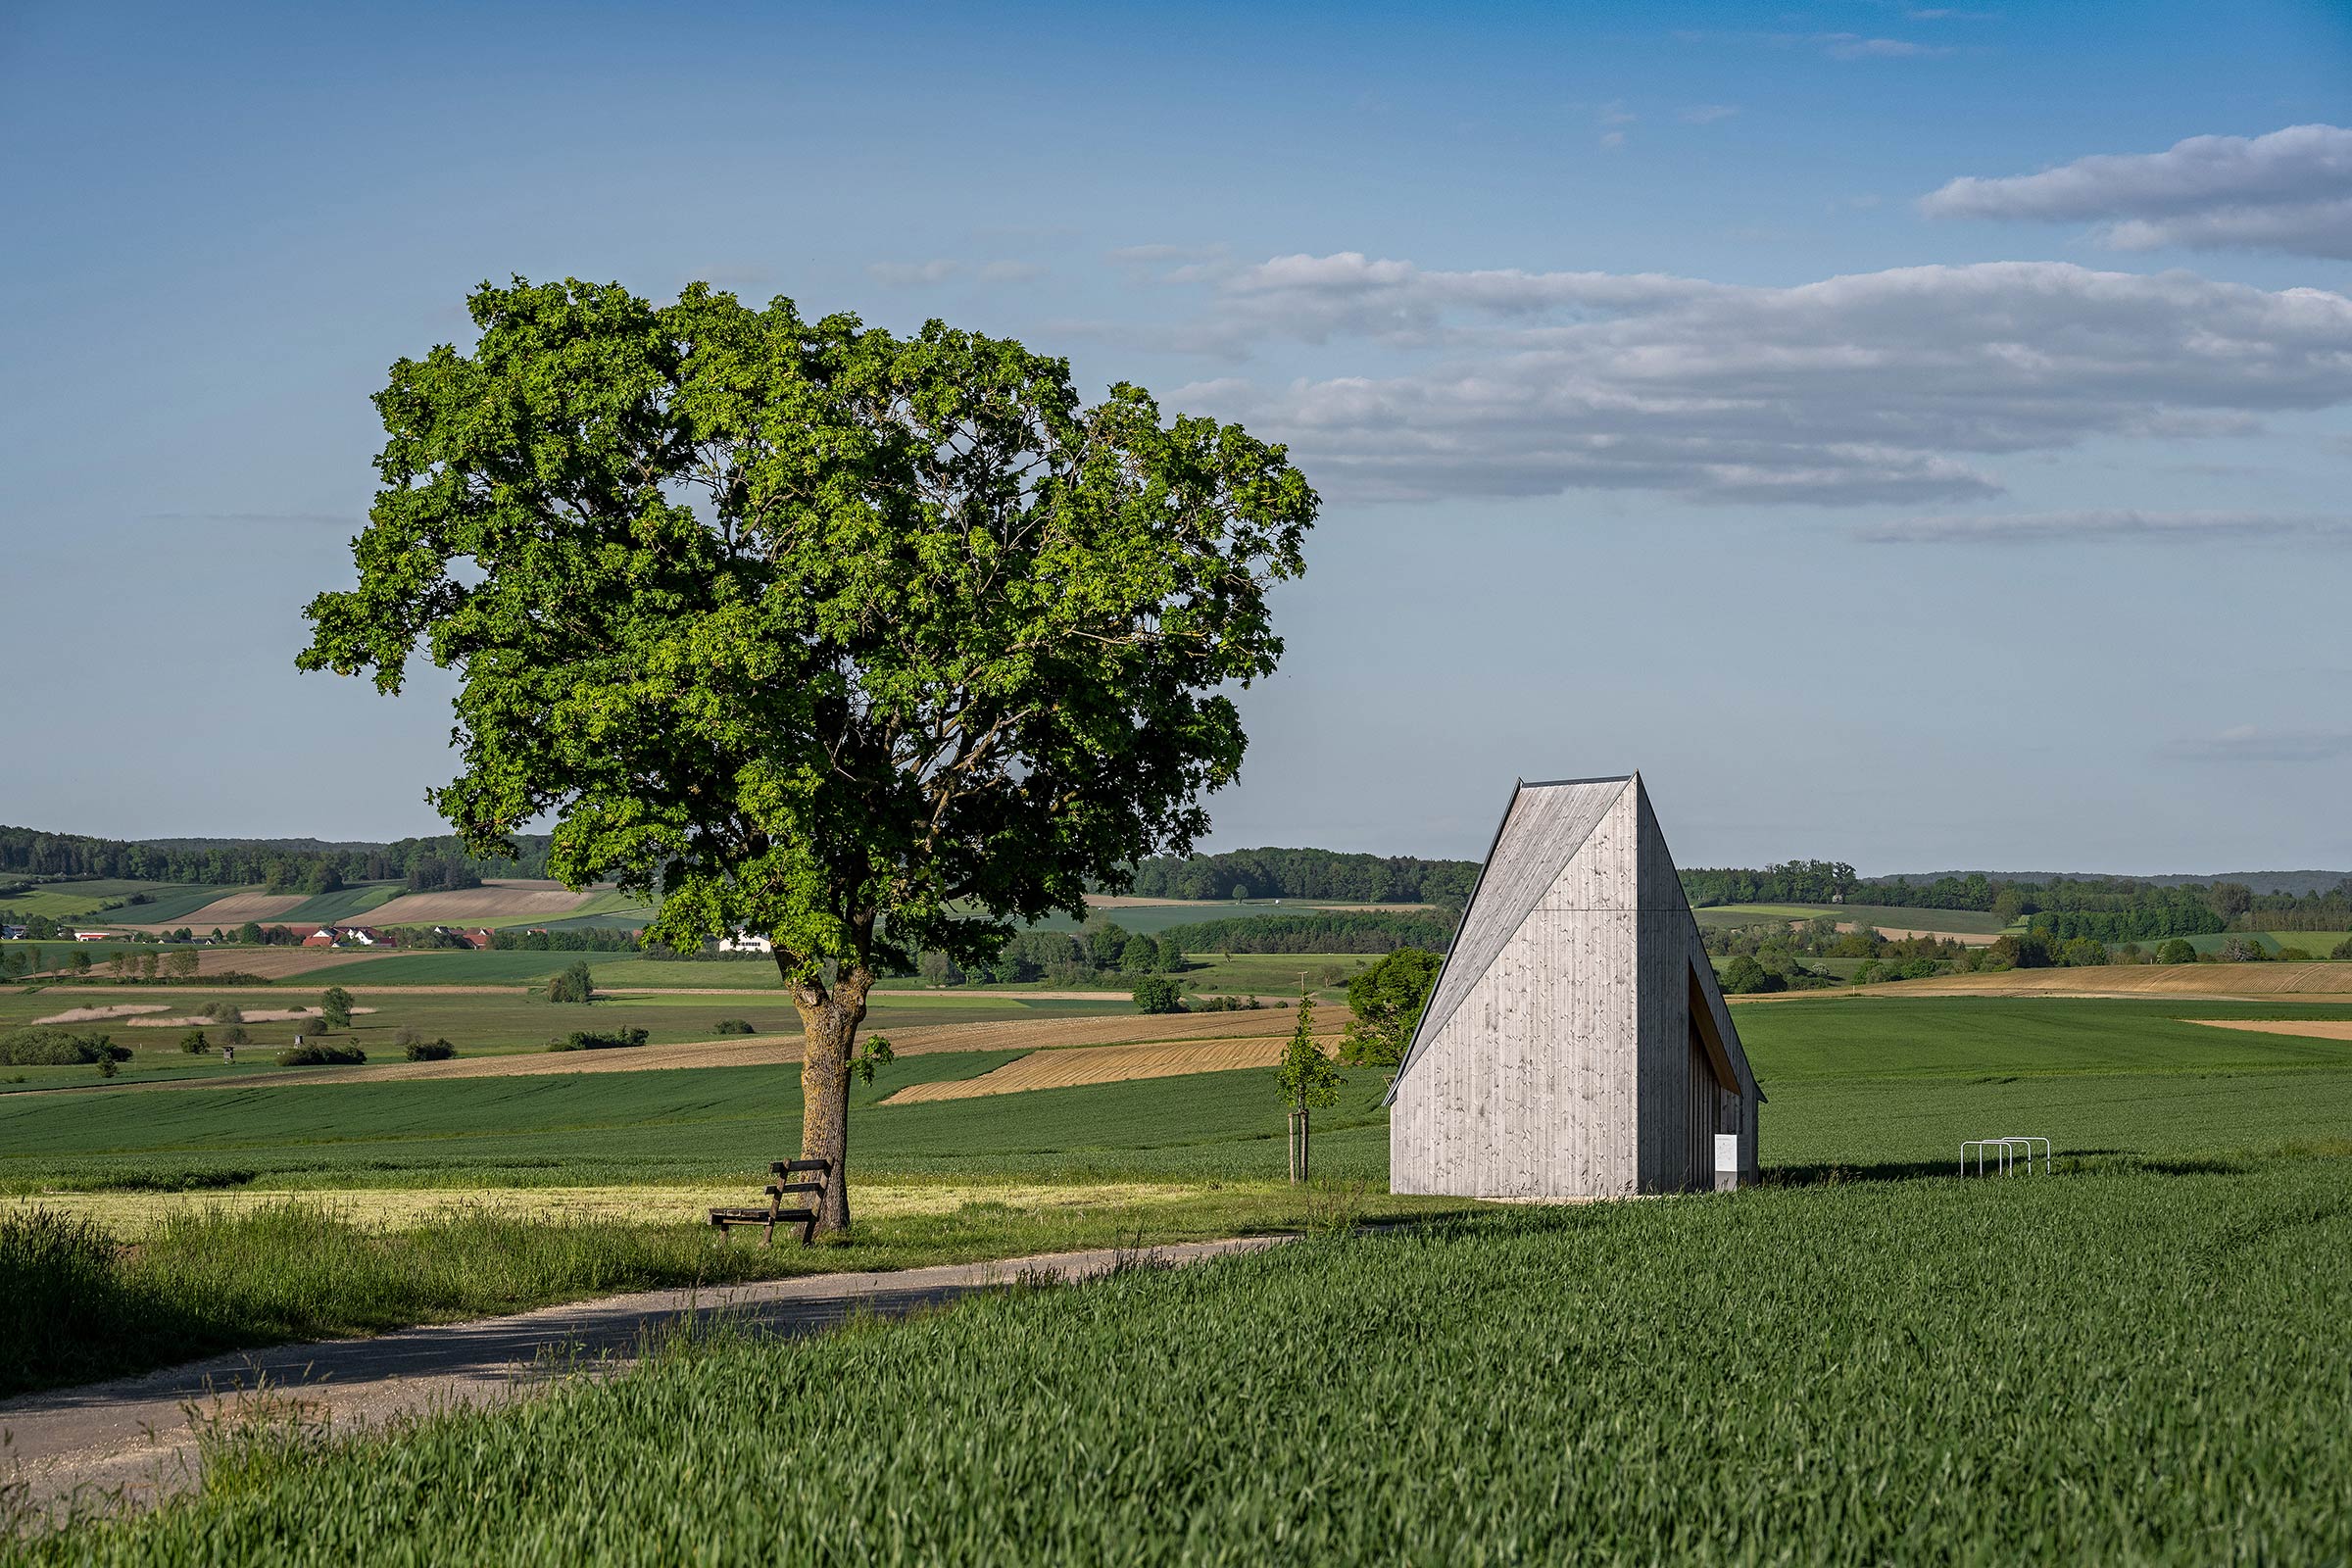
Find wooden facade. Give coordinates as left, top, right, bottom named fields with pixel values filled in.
left=1386, top=774, right=1763, bottom=1200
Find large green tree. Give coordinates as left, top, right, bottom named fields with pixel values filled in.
left=299, top=277, right=1316, bottom=1231
left=1336, top=946, right=1443, bottom=1072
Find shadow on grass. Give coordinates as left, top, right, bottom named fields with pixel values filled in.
left=1761, top=1151, right=2256, bottom=1188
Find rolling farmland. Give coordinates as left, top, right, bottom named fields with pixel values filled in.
left=9, top=983, right=2352, bottom=1559
left=1881, top=961, right=2352, bottom=1001
left=0, top=881, right=214, bottom=923
left=882, top=1035, right=1309, bottom=1102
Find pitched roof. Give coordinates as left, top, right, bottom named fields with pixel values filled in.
left=1381, top=772, right=1766, bottom=1110
left=1382, top=775, right=1634, bottom=1101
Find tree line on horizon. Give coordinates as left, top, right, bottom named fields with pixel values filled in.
left=0, top=825, right=548, bottom=893
left=7, top=826, right=2346, bottom=948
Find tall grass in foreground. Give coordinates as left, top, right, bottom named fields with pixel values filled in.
left=0, top=1203, right=766, bottom=1396
left=0, top=1189, right=1425, bottom=1396
left=32, top=1155, right=2352, bottom=1565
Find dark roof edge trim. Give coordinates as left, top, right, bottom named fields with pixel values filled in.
left=1378, top=777, right=1529, bottom=1107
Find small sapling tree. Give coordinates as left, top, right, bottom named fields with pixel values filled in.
left=1276, top=995, right=1342, bottom=1184
left=298, top=277, right=1315, bottom=1233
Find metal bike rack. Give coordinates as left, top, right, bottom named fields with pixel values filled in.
left=1959, top=1136, right=2050, bottom=1176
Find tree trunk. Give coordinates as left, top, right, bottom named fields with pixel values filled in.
left=784, top=961, right=872, bottom=1235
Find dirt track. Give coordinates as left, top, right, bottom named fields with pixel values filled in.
left=0, top=1236, right=1288, bottom=1528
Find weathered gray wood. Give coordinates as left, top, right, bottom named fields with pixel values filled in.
left=1389, top=773, right=1765, bottom=1200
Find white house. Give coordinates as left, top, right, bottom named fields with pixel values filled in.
left=717, top=931, right=774, bottom=954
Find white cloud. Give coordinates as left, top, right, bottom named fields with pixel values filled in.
left=1152, top=254, right=2352, bottom=505
left=864, top=259, right=963, bottom=287
left=1678, top=104, right=1740, bottom=125
left=1858, top=510, right=2352, bottom=544
left=979, top=260, right=1049, bottom=283
left=2170, top=725, right=2352, bottom=764
left=1599, top=130, right=1627, bottom=150
left=1921, top=124, right=2352, bottom=259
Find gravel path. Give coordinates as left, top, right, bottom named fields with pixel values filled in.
left=2, top=1235, right=1288, bottom=1529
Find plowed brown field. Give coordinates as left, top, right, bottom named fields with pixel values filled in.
left=2195, top=1019, right=2352, bottom=1043
left=153, top=892, right=309, bottom=928
left=358, top=880, right=596, bottom=925
left=883, top=1034, right=1323, bottom=1103
left=28, top=949, right=388, bottom=982
left=877, top=1007, right=1348, bottom=1056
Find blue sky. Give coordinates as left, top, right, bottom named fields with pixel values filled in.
left=3, top=0, right=2349, bottom=872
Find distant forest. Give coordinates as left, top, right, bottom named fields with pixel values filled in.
left=0, top=825, right=552, bottom=892
left=1120, top=847, right=1480, bottom=906
left=7, top=825, right=2346, bottom=947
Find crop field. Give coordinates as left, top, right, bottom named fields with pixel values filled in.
left=275, top=883, right=404, bottom=923
left=148, top=890, right=312, bottom=929
left=0, top=879, right=203, bottom=922
left=72, top=884, right=239, bottom=925
left=1886, top=961, right=2352, bottom=1001
left=0, top=1051, right=1401, bottom=1192
left=353, top=879, right=601, bottom=927
left=28, top=1154, right=2352, bottom=1565
left=10, top=993, right=2352, bottom=1191
left=882, top=1035, right=1310, bottom=1103
left=0, top=987, right=1141, bottom=1092
left=1693, top=902, right=2013, bottom=939
left=2121, top=930, right=2351, bottom=956
left=302, top=948, right=1379, bottom=997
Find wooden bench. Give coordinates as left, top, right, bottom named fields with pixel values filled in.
left=710, top=1158, right=832, bottom=1246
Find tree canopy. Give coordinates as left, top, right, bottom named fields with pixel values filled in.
left=297, top=277, right=1316, bottom=1228
left=1337, top=947, right=1443, bottom=1071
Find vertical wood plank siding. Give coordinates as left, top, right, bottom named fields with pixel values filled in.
left=1390, top=774, right=1765, bottom=1199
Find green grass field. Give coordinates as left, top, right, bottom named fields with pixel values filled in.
left=11, top=994, right=2352, bottom=1189
left=0, top=988, right=1126, bottom=1093
left=11, top=989, right=2352, bottom=1557
left=276, top=883, right=405, bottom=923
left=0, top=879, right=200, bottom=922
left=93, top=884, right=246, bottom=924
left=2127, top=930, right=2351, bottom=957
left=29, top=1155, right=2351, bottom=1564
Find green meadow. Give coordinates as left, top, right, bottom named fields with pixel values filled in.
left=0, top=880, right=205, bottom=922
left=8, top=994, right=2350, bottom=1194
